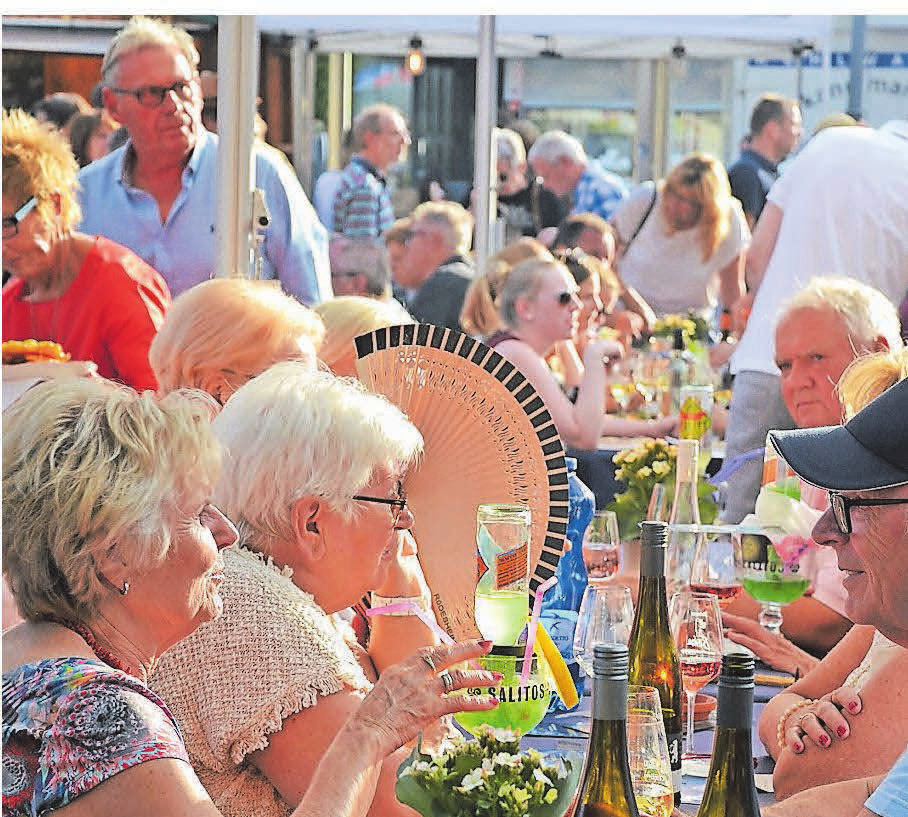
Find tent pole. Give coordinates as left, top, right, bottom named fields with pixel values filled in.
left=291, top=34, right=316, bottom=196
left=215, top=15, right=258, bottom=280
left=473, top=15, right=497, bottom=270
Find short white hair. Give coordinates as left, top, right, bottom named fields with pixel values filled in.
left=410, top=201, right=474, bottom=256
left=211, top=362, right=423, bottom=554
left=101, top=16, right=199, bottom=85
left=528, top=130, right=586, bottom=166
left=495, top=128, right=526, bottom=166
left=779, top=276, right=903, bottom=353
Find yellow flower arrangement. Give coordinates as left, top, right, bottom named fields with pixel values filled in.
left=607, top=438, right=719, bottom=541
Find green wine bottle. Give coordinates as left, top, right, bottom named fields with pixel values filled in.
left=573, top=643, right=640, bottom=817
left=627, top=520, right=683, bottom=807
left=696, top=653, right=761, bottom=817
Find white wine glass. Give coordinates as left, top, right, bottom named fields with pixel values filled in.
left=573, top=584, right=634, bottom=677
left=627, top=685, right=674, bottom=817
left=582, top=510, right=621, bottom=583
left=669, top=590, right=723, bottom=758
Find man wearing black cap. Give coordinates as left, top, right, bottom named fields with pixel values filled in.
left=758, top=378, right=908, bottom=817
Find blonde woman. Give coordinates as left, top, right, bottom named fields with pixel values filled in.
left=315, top=295, right=414, bottom=378
left=148, top=278, right=324, bottom=404
left=459, top=236, right=553, bottom=339
left=611, top=152, right=750, bottom=319
left=489, top=258, right=677, bottom=449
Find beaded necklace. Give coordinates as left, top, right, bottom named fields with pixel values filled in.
left=48, top=617, right=135, bottom=676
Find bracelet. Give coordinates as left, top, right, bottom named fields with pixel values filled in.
left=369, top=593, right=430, bottom=616
left=776, top=698, right=815, bottom=751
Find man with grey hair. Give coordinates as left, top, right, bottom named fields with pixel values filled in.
left=727, top=93, right=802, bottom=228
left=328, top=235, right=392, bottom=299
left=396, top=201, right=474, bottom=331
left=528, top=129, right=628, bottom=222
left=494, top=127, right=566, bottom=242
left=77, top=15, right=330, bottom=305
left=333, top=103, right=410, bottom=238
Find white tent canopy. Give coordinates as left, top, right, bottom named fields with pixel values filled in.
left=256, top=15, right=830, bottom=59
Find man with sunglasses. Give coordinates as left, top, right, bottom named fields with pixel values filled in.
left=747, top=378, right=908, bottom=817
left=76, top=16, right=329, bottom=306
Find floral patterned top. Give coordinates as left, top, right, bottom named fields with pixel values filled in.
left=2, top=657, right=189, bottom=816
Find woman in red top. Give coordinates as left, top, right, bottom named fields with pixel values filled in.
left=2, top=108, right=169, bottom=391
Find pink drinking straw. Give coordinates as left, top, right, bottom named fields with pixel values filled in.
left=521, top=576, right=558, bottom=686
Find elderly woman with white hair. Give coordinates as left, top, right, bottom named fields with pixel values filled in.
left=488, top=257, right=677, bottom=449
left=149, top=363, right=467, bottom=817
left=2, top=376, right=497, bottom=817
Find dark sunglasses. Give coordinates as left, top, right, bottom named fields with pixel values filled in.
left=2, top=197, right=37, bottom=239
left=556, top=291, right=577, bottom=306
left=827, top=490, right=908, bottom=535
left=110, top=79, right=195, bottom=108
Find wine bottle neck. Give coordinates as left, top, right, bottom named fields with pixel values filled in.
left=716, top=683, right=753, bottom=731
left=591, top=675, right=628, bottom=722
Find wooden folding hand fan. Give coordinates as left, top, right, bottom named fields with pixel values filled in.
left=355, top=322, right=569, bottom=641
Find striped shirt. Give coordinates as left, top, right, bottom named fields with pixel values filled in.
left=333, top=156, right=394, bottom=238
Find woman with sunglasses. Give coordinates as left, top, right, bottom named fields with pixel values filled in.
left=739, top=350, right=908, bottom=801
left=2, top=109, right=169, bottom=391
left=487, top=257, right=677, bottom=450
left=610, top=152, right=749, bottom=322
left=147, top=362, right=457, bottom=817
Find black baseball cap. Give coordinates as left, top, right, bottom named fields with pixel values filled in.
left=769, top=378, right=908, bottom=492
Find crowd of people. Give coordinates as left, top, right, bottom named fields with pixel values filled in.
left=3, top=12, right=908, bottom=817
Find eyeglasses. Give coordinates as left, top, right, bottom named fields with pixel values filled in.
left=827, top=490, right=908, bottom=535
left=2, top=197, right=37, bottom=239
left=353, top=483, right=409, bottom=525
left=110, top=79, right=195, bottom=108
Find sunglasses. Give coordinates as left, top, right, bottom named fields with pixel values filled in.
left=555, top=291, right=578, bottom=306
left=2, top=197, right=37, bottom=239
left=827, top=490, right=908, bottom=535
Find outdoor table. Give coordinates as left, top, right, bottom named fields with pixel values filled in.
left=522, top=657, right=790, bottom=812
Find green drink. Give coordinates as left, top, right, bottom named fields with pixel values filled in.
left=474, top=587, right=529, bottom=646
left=741, top=575, right=810, bottom=605
left=454, top=646, right=552, bottom=736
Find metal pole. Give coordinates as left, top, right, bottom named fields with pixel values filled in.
left=215, top=15, right=258, bottom=280
left=847, top=15, right=866, bottom=120
left=473, top=15, right=497, bottom=272
left=291, top=34, right=316, bottom=196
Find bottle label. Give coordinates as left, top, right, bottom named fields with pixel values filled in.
left=667, top=731, right=682, bottom=794
left=494, top=543, right=528, bottom=590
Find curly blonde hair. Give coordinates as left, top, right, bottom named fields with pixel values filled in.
left=838, top=348, right=908, bottom=420
left=149, top=278, right=325, bottom=398
left=662, top=153, right=731, bottom=262
left=2, top=378, right=221, bottom=623
left=2, top=108, right=81, bottom=232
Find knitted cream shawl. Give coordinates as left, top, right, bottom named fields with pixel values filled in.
left=149, top=544, right=371, bottom=817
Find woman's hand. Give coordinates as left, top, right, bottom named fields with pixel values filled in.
left=649, top=414, right=679, bottom=437
left=780, top=687, right=863, bottom=754
left=349, top=640, right=500, bottom=757
left=583, top=336, right=625, bottom=369
left=373, top=530, right=431, bottom=602
left=722, top=611, right=818, bottom=677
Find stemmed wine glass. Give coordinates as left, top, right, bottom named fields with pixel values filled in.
left=688, top=524, right=744, bottom=608
left=670, top=590, right=723, bottom=758
left=607, top=361, right=636, bottom=416
left=573, top=584, right=635, bottom=677
left=582, top=510, right=621, bottom=583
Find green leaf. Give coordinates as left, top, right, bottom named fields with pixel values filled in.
left=532, top=752, right=584, bottom=817
left=396, top=745, right=443, bottom=817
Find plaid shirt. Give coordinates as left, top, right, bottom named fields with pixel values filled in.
left=332, top=155, right=394, bottom=238
left=572, top=164, right=629, bottom=221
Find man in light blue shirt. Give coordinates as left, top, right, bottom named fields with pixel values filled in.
left=78, top=15, right=330, bottom=306
left=528, top=129, right=628, bottom=222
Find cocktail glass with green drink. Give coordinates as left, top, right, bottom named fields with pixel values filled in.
left=474, top=503, right=531, bottom=646
left=739, top=529, right=810, bottom=633
left=453, top=646, right=553, bottom=736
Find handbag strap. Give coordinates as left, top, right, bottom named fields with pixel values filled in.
left=621, top=185, right=657, bottom=255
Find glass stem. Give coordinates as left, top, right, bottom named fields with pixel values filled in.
left=758, top=602, right=784, bottom=634
left=686, top=689, right=696, bottom=755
